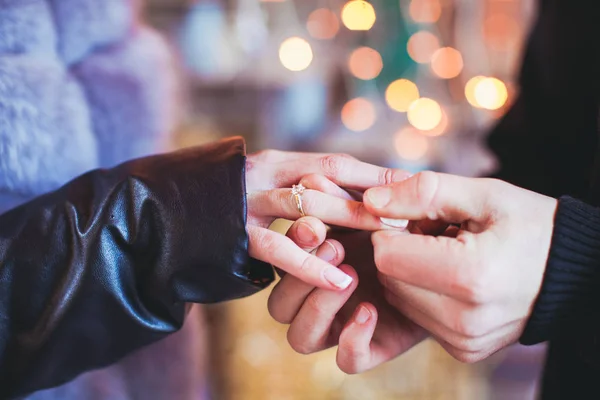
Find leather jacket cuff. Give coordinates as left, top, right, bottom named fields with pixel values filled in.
left=0, top=137, right=273, bottom=398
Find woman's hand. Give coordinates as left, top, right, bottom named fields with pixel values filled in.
left=245, top=150, right=410, bottom=291
left=267, top=175, right=427, bottom=374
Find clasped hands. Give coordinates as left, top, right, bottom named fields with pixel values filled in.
left=246, top=150, right=557, bottom=373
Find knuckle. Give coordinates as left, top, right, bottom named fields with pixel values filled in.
left=378, top=168, right=411, bottom=186
left=452, top=311, right=486, bottom=338
left=337, top=343, right=368, bottom=375
left=379, top=168, right=396, bottom=186
left=454, top=268, right=491, bottom=304
left=414, top=171, right=441, bottom=215
left=349, top=202, right=366, bottom=226
left=257, top=231, right=279, bottom=254
left=287, top=332, right=314, bottom=355
left=305, top=293, right=326, bottom=315
left=452, top=350, right=482, bottom=364
left=320, top=154, right=350, bottom=177
left=483, top=177, right=507, bottom=192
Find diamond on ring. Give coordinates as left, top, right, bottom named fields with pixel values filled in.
left=291, top=184, right=306, bottom=217
left=291, top=184, right=305, bottom=196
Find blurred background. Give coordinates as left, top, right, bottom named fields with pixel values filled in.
left=144, top=0, right=546, bottom=398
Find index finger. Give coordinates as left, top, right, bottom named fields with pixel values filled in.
left=364, top=171, right=492, bottom=224
left=249, top=226, right=353, bottom=290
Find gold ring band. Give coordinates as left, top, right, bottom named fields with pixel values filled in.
left=291, top=184, right=306, bottom=217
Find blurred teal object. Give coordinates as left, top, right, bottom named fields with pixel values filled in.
left=262, top=77, right=328, bottom=151
left=357, top=0, right=416, bottom=92
left=179, top=2, right=236, bottom=79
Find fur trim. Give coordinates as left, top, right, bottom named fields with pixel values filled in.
left=73, top=27, right=178, bottom=168
left=50, top=0, right=135, bottom=65
left=0, top=0, right=57, bottom=56
left=0, top=55, right=98, bottom=196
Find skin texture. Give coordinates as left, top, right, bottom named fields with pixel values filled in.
left=245, top=150, right=410, bottom=291
left=268, top=174, right=427, bottom=373
left=272, top=171, right=557, bottom=371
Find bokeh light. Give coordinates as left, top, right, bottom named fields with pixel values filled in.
left=341, top=1, right=376, bottom=31
left=348, top=47, right=383, bottom=80
left=310, top=350, right=346, bottom=390
left=385, top=79, right=420, bottom=112
left=409, top=0, right=442, bottom=24
left=465, top=76, right=486, bottom=107
left=307, top=8, right=340, bottom=40
left=238, top=332, right=280, bottom=367
left=341, top=97, right=376, bottom=131
left=474, top=77, right=508, bottom=110
left=394, top=127, right=430, bottom=160
left=421, top=108, right=448, bottom=136
left=279, top=37, right=313, bottom=72
left=407, top=31, right=440, bottom=63
left=431, top=47, right=463, bottom=79
left=407, top=97, right=443, bottom=131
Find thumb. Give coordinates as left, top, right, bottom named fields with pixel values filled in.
left=363, top=171, right=491, bottom=223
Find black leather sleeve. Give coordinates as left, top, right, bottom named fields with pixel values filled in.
left=0, top=137, right=274, bottom=399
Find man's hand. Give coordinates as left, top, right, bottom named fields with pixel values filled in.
left=364, top=172, right=558, bottom=363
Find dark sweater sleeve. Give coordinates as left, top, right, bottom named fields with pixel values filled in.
left=0, top=137, right=274, bottom=399
left=520, top=196, right=600, bottom=345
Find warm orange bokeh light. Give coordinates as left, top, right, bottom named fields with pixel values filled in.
left=279, top=37, right=313, bottom=72
left=409, top=0, right=442, bottom=24
left=307, top=8, right=340, bottom=40
left=394, top=128, right=429, bottom=160
left=421, top=108, right=448, bottom=136
left=474, top=77, right=508, bottom=110
left=348, top=47, right=383, bottom=80
left=407, top=31, right=440, bottom=63
left=431, top=47, right=463, bottom=79
left=465, top=76, right=486, bottom=107
left=341, top=97, right=376, bottom=131
left=341, top=1, right=376, bottom=31
left=407, top=97, right=443, bottom=131
left=385, top=79, right=420, bottom=112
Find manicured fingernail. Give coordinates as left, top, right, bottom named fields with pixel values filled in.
left=354, top=305, right=371, bottom=325
left=380, top=218, right=409, bottom=229
left=296, top=222, right=318, bottom=244
left=324, top=267, right=353, bottom=289
left=316, top=241, right=338, bottom=263
left=366, top=187, right=391, bottom=209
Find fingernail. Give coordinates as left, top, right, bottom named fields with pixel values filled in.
left=366, top=187, right=391, bottom=209
left=354, top=306, right=371, bottom=325
left=316, top=241, right=338, bottom=263
left=380, top=218, right=409, bottom=229
left=296, top=222, right=318, bottom=244
left=324, top=267, right=353, bottom=289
